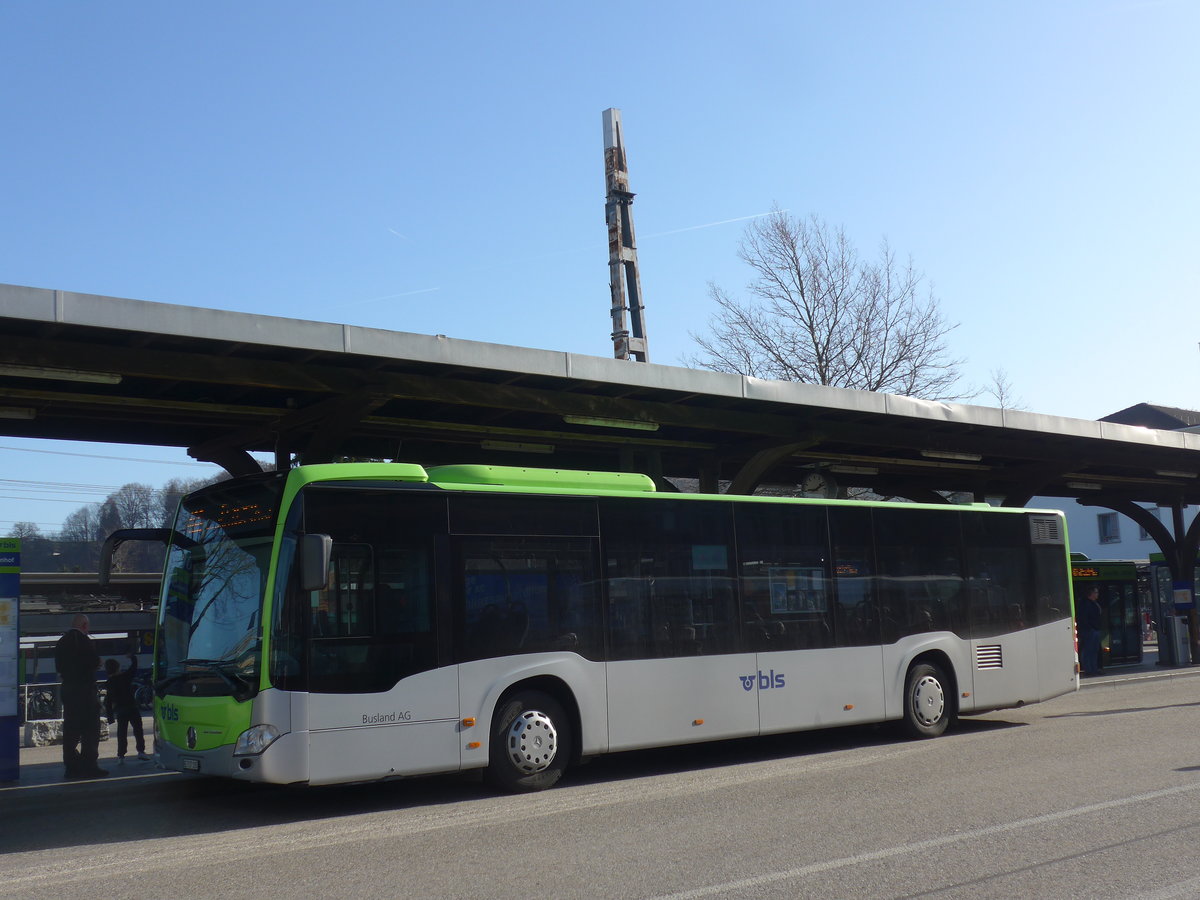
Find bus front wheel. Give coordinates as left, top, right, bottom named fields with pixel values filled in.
left=485, top=690, right=571, bottom=792
left=902, top=662, right=952, bottom=739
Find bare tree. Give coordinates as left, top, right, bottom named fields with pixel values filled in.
left=6, top=521, right=42, bottom=540
left=687, top=211, right=965, bottom=400
left=60, top=505, right=103, bottom=543
left=983, top=368, right=1027, bottom=411
left=110, top=483, right=159, bottom=529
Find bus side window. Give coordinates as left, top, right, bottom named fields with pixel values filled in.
left=873, top=508, right=966, bottom=641
left=313, top=544, right=373, bottom=638
left=457, top=537, right=601, bottom=662
left=733, top=503, right=833, bottom=652
left=600, top=498, right=737, bottom=659
left=963, top=512, right=1035, bottom=638
left=828, top=507, right=879, bottom=647
left=1031, top=545, right=1070, bottom=626
left=295, top=489, right=447, bottom=693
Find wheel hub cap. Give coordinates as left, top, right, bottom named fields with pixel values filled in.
left=505, top=709, right=558, bottom=773
left=912, top=675, right=944, bottom=727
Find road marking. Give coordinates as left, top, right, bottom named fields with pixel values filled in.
left=0, top=741, right=940, bottom=891
left=648, top=781, right=1200, bottom=899
left=0, top=771, right=174, bottom=792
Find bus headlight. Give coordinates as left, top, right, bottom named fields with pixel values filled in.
left=234, top=724, right=282, bottom=756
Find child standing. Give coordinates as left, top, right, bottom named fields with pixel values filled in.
left=104, top=654, right=150, bottom=763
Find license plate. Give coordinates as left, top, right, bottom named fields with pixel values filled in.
left=182, top=757, right=201, bottom=772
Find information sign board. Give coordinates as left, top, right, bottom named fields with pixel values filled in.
left=0, top=538, right=19, bottom=782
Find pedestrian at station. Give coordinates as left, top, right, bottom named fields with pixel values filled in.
left=54, top=613, right=107, bottom=778
left=104, top=654, right=150, bottom=763
left=1079, top=586, right=1103, bottom=677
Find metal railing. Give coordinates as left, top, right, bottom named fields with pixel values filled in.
left=19, top=676, right=154, bottom=723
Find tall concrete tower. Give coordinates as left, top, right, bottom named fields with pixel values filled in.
left=603, top=108, right=649, bottom=362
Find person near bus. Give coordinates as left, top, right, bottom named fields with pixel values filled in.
left=1079, top=586, right=1103, bottom=676
left=104, top=654, right=150, bottom=763
left=54, top=613, right=107, bottom=778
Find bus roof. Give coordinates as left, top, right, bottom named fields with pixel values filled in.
left=278, top=462, right=1066, bottom=521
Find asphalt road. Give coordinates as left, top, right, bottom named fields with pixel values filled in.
left=5, top=672, right=1200, bottom=899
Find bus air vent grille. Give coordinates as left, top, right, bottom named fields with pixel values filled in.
left=976, top=644, right=1004, bottom=669
left=1028, top=515, right=1065, bottom=546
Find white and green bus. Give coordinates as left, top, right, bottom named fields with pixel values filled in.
left=128, top=462, right=1077, bottom=792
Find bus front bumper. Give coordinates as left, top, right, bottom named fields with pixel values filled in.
left=158, top=729, right=309, bottom=785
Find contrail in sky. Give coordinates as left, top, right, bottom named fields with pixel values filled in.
left=641, top=209, right=784, bottom=239
left=342, top=287, right=441, bottom=307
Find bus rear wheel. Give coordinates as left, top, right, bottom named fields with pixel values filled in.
left=485, top=690, right=570, bottom=793
left=902, top=661, right=952, bottom=738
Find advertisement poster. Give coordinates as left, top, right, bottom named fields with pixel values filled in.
left=0, top=538, right=19, bottom=783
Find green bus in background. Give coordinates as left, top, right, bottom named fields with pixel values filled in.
left=1070, top=556, right=1145, bottom=668
left=109, top=462, right=1078, bottom=792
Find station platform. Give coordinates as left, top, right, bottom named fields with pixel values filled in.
left=1082, top=643, right=1200, bottom=688
left=2, top=716, right=169, bottom=790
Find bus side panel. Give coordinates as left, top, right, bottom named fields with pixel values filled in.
left=458, top=653, right=609, bottom=764
left=758, top=646, right=885, bottom=734
left=605, top=654, right=759, bottom=752
left=306, top=666, right=461, bottom=785
left=1036, top=617, right=1079, bottom=701
left=968, top=630, right=1042, bottom=712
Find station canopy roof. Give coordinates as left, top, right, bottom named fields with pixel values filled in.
left=3, top=282, right=1200, bottom=508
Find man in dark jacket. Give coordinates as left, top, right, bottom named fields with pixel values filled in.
left=104, top=654, right=149, bottom=763
left=55, top=613, right=107, bottom=778
left=1079, top=587, right=1103, bottom=677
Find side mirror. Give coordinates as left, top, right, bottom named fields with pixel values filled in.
left=300, top=534, right=333, bottom=592
left=98, top=528, right=174, bottom=586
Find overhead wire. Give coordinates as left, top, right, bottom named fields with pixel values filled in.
left=0, top=444, right=215, bottom=466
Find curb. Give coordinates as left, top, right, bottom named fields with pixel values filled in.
left=1080, top=665, right=1200, bottom=689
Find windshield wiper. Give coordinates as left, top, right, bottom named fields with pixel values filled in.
left=171, top=659, right=256, bottom=700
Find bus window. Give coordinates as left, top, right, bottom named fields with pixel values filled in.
left=874, top=508, right=966, bottom=642
left=734, top=503, right=833, bottom=650
left=272, top=489, right=444, bottom=694
left=963, top=512, right=1034, bottom=638
left=601, top=498, right=737, bottom=659
left=828, top=507, right=879, bottom=646
left=315, top=544, right=373, bottom=637
left=1032, top=544, right=1071, bottom=626
left=449, top=495, right=597, bottom=536
left=457, top=537, right=601, bottom=661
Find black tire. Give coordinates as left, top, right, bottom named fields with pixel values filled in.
left=902, top=661, right=952, bottom=739
left=484, top=690, right=570, bottom=793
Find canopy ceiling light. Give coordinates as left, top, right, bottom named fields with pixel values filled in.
left=562, top=415, right=659, bottom=432
left=0, top=363, right=122, bottom=384
left=829, top=465, right=878, bottom=475
left=1155, top=469, right=1198, bottom=479
left=1066, top=481, right=1102, bottom=491
left=0, top=406, right=35, bottom=419
left=481, top=440, right=555, bottom=454
left=920, top=449, right=983, bottom=462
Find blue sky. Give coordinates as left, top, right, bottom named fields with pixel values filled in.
left=2, top=1, right=1198, bottom=534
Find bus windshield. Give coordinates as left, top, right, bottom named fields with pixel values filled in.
left=156, top=476, right=284, bottom=699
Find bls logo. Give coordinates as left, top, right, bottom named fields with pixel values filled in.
left=160, top=702, right=180, bottom=722
left=739, top=669, right=786, bottom=692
